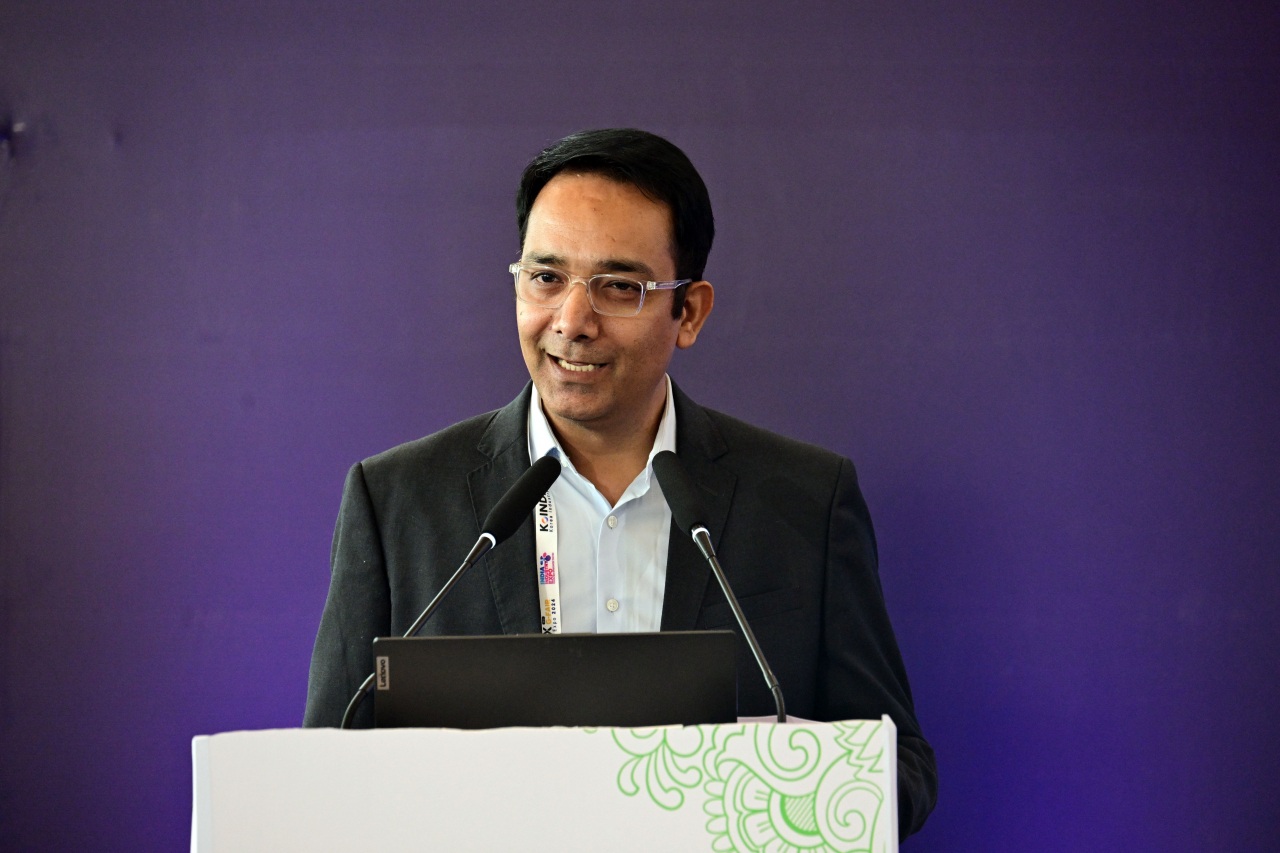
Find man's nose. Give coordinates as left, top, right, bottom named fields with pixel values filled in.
left=552, top=280, right=599, bottom=338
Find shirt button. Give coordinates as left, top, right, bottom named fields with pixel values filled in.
left=606, top=598, right=620, bottom=612
left=607, top=515, right=618, bottom=528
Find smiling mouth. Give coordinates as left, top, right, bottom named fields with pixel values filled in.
left=553, top=355, right=604, bottom=373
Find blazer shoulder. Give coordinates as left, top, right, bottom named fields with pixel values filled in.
left=358, top=409, right=501, bottom=489
left=700, top=405, right=848, bottom=477
left=348, top=385, right=532, bottom=506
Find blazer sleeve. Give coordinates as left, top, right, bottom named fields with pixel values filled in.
left=816, top=457, right=938, bottom=838
left=303, top=462, right=392, bottom=728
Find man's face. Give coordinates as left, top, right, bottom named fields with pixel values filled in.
left=518, top=172, right=683, bottom=430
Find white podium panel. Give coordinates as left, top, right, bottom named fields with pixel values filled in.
left=192, top=717, right=897, bottom=853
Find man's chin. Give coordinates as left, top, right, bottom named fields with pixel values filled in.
left=536, top=383, right=611, bottom=426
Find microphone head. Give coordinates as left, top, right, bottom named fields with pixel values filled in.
left=652, top=450, right=707, bottom=536
left=482, top=455, right=562, bottom=544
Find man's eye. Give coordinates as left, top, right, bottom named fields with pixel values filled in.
left=531, top=270, right=566, bottom=285
left=599, top=277, right=643, bottom=294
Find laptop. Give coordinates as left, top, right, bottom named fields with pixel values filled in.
left=372, top=630, right=737, bottom=729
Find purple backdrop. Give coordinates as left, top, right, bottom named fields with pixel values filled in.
left=2, top=1, right=1277, bottom=849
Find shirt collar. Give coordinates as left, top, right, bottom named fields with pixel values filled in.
left=528, top=375, right=678, bottom=488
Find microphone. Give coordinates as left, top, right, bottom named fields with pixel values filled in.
left=652, top=450, right=787, bottom=723
left=339, top=455, right=562, bottom=728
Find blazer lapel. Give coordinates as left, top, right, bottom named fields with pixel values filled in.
left=468, top=384, right=541, bottom=635
left=661, top=383, right=736, bottom=631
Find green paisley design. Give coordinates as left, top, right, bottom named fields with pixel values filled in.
left=613, top=726, right=706, bottom=810
left=607, top=721, right=888, bottom=853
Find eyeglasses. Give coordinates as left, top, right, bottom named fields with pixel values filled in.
left=510, top=261, right=692, bottom=318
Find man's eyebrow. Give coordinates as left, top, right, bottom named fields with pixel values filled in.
left=524, top=252, right=568, bottom=268
left=597, top=258, right=656, bottom=278
left=523, top=253, right=658, bottom=279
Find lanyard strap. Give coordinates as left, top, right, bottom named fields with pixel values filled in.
left=535, top=492, right=561, bottom=634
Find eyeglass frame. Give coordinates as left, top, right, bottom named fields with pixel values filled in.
left=509, top=260, right=693, bottom=318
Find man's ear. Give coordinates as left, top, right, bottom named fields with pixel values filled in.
left=676, top=281, right=714, bottom=349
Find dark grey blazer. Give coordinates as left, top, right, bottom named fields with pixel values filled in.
left=304, top=382, right=936, bottom=837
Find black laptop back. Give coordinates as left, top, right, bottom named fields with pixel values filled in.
left=372, top=631, right=737, bottom=729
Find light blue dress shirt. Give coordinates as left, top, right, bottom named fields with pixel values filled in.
left=527, top=375, right=676, bottom=633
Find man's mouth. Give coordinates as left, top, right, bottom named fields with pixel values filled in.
left=552, top=355, right=603, bottom=373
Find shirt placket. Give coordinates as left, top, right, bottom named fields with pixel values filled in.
left=595, top=502, right=626, bottom=632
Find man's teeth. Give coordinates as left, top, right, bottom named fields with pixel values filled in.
left=556, top=357, right=598, bottom=372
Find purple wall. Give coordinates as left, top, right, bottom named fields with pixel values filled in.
left=2, top=1, right=1277, bottom=849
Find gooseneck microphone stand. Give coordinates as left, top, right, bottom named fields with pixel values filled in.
left=653, top=451, right=786, bottom=723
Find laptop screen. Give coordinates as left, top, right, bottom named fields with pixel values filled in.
left=372, top=631, right=737, bottom=729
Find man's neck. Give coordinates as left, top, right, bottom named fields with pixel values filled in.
left=544, top=384, right=667, bottom=507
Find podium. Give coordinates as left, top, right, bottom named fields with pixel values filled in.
left=191, top=717, right=898, bottom=852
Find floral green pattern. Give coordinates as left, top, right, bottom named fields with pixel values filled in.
left=606, top=721, right=890, bottom=853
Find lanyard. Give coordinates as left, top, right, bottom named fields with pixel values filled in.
left=535, top=492, right=561, bottom=634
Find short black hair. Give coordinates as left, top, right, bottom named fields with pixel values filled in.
left=516, top=128, right=715, bottom=318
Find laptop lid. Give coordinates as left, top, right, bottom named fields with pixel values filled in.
left=372, top=631, right=737, bottom=729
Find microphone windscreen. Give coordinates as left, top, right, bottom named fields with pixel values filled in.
left=652, top=450, right=707, bottom=535
left=482, top=455, right=562, bottom=544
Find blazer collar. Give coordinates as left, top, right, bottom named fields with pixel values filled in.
left=475, top=382, right=533, bottom=461
left=469, top=380, right=737, bottom=634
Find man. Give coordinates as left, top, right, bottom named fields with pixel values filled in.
left=304, top=129, right=937, bottom=837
